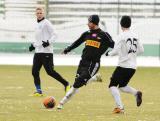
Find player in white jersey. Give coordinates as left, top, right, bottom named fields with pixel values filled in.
left=106, top=16, right=144, bottom=113
left=29, top=7, right=70, bottom=96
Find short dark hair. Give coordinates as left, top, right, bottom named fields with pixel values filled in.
left=120, top=16, right=131, bottom=28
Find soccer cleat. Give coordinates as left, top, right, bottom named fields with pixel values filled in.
left=65, top=84, right=71, bottom=93
left=113, top=107, right=124, bottom=114
left=96, top=73, right=102, bottom=82
left=33, top=91, right=43, bottom=97
left=136, top=91, right=142, bottom=107
left=57, top=103, right=63, bottom=110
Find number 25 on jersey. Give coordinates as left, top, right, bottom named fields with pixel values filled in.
left=126, top=38, right=137, bottom=54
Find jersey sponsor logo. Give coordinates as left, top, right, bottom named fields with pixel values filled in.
left=86, top=40, right=100, bottom=48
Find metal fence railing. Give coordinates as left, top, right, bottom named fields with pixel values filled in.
left=47, top=0, right=160, bottom=24
left=0, top=0, right=45, bottom=19
left=0, top=0, right=5, bottom=19
left=1, top=0, right=160, bottom=23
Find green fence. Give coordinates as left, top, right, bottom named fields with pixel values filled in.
left=0, top=42, right=159, bottom=57
left=0, top=42, right=84, bottom=54
left=0, top=0, right=5, bottom=18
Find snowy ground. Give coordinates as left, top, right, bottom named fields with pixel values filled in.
left=0, top=53, right=159, bottom=67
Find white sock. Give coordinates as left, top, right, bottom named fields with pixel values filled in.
left=119, top=86, right=137, bottom=96
left=60, top=87, right=78, bottom=105
left=87, top=73, right=100, bottom=84
left=109, top=86, right=123, bottom=109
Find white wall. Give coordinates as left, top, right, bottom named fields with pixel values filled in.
left=0, top=18, right=160, bottom=44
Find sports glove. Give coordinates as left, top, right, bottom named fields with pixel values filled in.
left=42, top=40, right=49, bottom=48
left=63, top=47, right=70, bottom=54
left=29, top=44, right=35, bottom=52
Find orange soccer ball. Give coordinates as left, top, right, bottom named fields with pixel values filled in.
left=43, top=96, right=56, bottom=109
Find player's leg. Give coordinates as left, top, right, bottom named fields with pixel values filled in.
left=119, top=86, right=137, bottom=95
left=108, top=67, right=124, bottom=113
left=89, top=73, right=102, bottom=82
left=120, top=86, right=142, bottom=106
left=42, top=53, right=70, bottom=92
left=87, top=62, right=102, bottom=83
left=118, top=68, right=142, bottom=107
left=57, top=86, right=78, bottom=109
left=57, top=62, right=90, bottom=109
left=32, top=53, right=43, bottom=96
left=57, top=75, right=83, bottom=109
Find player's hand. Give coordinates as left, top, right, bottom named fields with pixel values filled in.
left=29, top=44, right=35, bottom=52
left=42, top=40, right=49, bottom=48
left=105, top=51, right=110, bottom=56
left=62, top=47, right=70, bottom=54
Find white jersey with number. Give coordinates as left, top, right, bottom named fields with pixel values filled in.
left=108, top=30, right=144, bottom=69
left=33, top=19, right=57, bottom=53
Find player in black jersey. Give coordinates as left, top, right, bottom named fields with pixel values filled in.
left=57, top=15, right=114, bottom=109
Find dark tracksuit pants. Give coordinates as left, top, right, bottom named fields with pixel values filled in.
left=32, top=53, right=68, bottom=90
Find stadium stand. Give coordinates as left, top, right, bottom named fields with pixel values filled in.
left=0, top=0, right=160, bottom=23
left=0, top=0, right=45, bottom=41
left=0, top=0, right=159, bottom=59
left=48, top=0, right=160, bottom=24
left=0, top=0, right=5, bottom=18
left=1, top=0, right=44, bottom=19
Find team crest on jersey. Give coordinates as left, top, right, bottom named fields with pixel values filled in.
left=92, top=34, right=97, bottom=37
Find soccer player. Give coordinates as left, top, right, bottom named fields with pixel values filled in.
left=57, top=15, right=115, bottom=109
left=106, top=16, right=144, bottom=113
left=29, top=7, right=70, bottom=96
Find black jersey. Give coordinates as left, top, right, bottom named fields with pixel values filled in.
left=68, top=28, right=114, bottom=62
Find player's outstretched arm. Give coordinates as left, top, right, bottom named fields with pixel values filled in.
left=61, top=47, right=71, bottom=54
left=61, top=32, right=86, bottom=54
left=107, top=40, right=122, bottom=56
left=136, top=40, right=144, bottom=55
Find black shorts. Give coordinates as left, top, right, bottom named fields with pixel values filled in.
left=76, top=60, right=100, bottom=83
left=109, top=66, right=136, bottom=88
